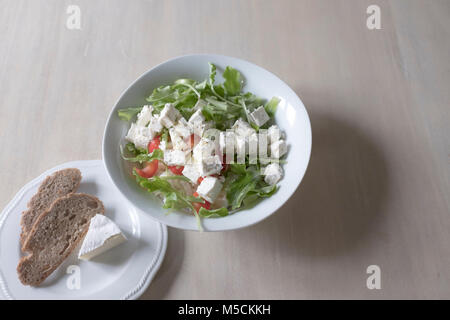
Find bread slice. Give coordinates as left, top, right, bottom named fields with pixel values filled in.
left=17, top=193, right=105, bottom=286
left=20, top=168, right=82, bottom=247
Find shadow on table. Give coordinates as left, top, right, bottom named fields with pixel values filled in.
left=239, top=109, right=390, bottom=257
left=140, top=227, right=185, bottom=299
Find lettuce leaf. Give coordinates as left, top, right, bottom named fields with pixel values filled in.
left=208, top=62, right=217, bottom=85
left=133, top=170, right=195, bottom=211
left=264, top=97, right=280, bottom=118
left=198, top=207, right=229, bottom=218
left=118, top=107, right=143, bottom=121
left=121, top=147, right=163, bottom=163
left=133, top=170, right=207, bottom=230
left=117, top=63, right=279, bottom=134
left=226, top=166, right=259, bottom=210
left=226, top=164, right=278, bottom=210
left=124, top=142, right=147, bottom=156
left=223, top=66, right=242, bottom=95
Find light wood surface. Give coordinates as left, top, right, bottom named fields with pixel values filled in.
left=0, top=0, right=449, bottom=299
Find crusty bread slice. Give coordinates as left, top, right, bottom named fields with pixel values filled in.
left=20, top=168, right=82, bottom=247
left=17, top=193, right=105, bottom=286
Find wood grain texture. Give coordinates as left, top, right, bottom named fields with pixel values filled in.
left=0, top=0, right=449, bottom=299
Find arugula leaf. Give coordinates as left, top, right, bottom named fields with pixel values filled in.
left=133, top=170, right=205, bottom=231
left=133, top=170, right=195, bottom=210
left=118, top=107, right=143, bottom=121
left=124, top=142, right=147, bottom=156
left=198, top=207, right=229, bottom=218
left=226, top=168, right=259, bottom=210
left=223, top=66, right=242, bottom=95
left=146, top=85, right=174, bottom=102
left=253, top=184, right=278, bottom=198
left=226, top=164, right=278, bottom=210
left=208, top=62, right=217, bottom=85
left=121, top=148, right=163, bottom=163
left=264, top=97, right=280, bottom=118
left=229, top=163, right=247, bottom=175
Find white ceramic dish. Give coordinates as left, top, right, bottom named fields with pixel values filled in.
left=103, top=54, right=312, bottom=231
left=0, top=160, right=167, bottom=300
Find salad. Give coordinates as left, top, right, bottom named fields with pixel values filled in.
left=118, top=63, right=287, bottom=230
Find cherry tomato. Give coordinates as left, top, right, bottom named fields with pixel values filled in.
left=135, top=160, right=159, bottom=178
left=192, top=192, right=211, bottom=213
left=147, top=136, right=161, bottom=153
left=168, top=165, right=184, bottom=175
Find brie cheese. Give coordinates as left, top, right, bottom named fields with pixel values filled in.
left=78, top=214, right=127, bottom=260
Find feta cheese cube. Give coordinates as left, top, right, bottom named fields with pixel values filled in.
left=169, top=128, right=189, bottom=151
left=125, top=123, right=154, bottom=149
left=267, top=125, right=285, bottom=144
left=163, top=149, right=187, bottom=166
left=193, top=121, right=214, bottom=137
left=250, top=106, right=270, bottom=127
left=196, top=176, right=223, bottom=203
left=232, top=118, right=256, bottom=137
left=182, top=163, right=201, bottom=184
left=198, top=155, right=222, bottom=176
left=148, top=116, right=163, bottom=134
left=173, top=117, right=192, bottom=139
left=136, top=105, right=154, bottom=127
left=263, top=163, right=283, bottom=185
left=188, top=109, right=205, bottom=124
left=193, top=138, right=216, bottom=161
left=158, top=103, right=181, bottom=128
left=270, top=139, right=287, bottom=159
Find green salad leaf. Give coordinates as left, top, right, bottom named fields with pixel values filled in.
left=198, top=207, right=229, bottom=218
left=117, top=63, right=279, bottom=130
left=121, top=146, right=163, bottom=163
left=133, top=170, right=205, bottom=230
left=124, top=142, right=147, bottom=156
left=264, top=97, right=280, bottom=118
left=118, top=107, right=142, bottom=121
left=226, top=165, right=259, bottom=210
left=208, top=62, right=217, bottom=86
left=225, top=164, right=278, bottom=210
left=133, top=170, right=195, bottom=211
left=223, top=66, right=242, bottom=95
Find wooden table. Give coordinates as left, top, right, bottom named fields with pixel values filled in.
left=1, top=0, right=449, bottom=299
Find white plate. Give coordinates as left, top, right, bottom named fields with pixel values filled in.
left=0, top=160, right=167, bottom=300
left=103, top=54, right=312, bottom=231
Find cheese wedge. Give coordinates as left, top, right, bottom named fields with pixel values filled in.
left=78, top=214, right=127, bottom=260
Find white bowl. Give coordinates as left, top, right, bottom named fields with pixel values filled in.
left=103, top=54, right=311, bottom=231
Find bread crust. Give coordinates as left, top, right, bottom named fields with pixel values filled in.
left=19, top=168, right=82, bottom=248
left=17, top=193, right=104, bottom=286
